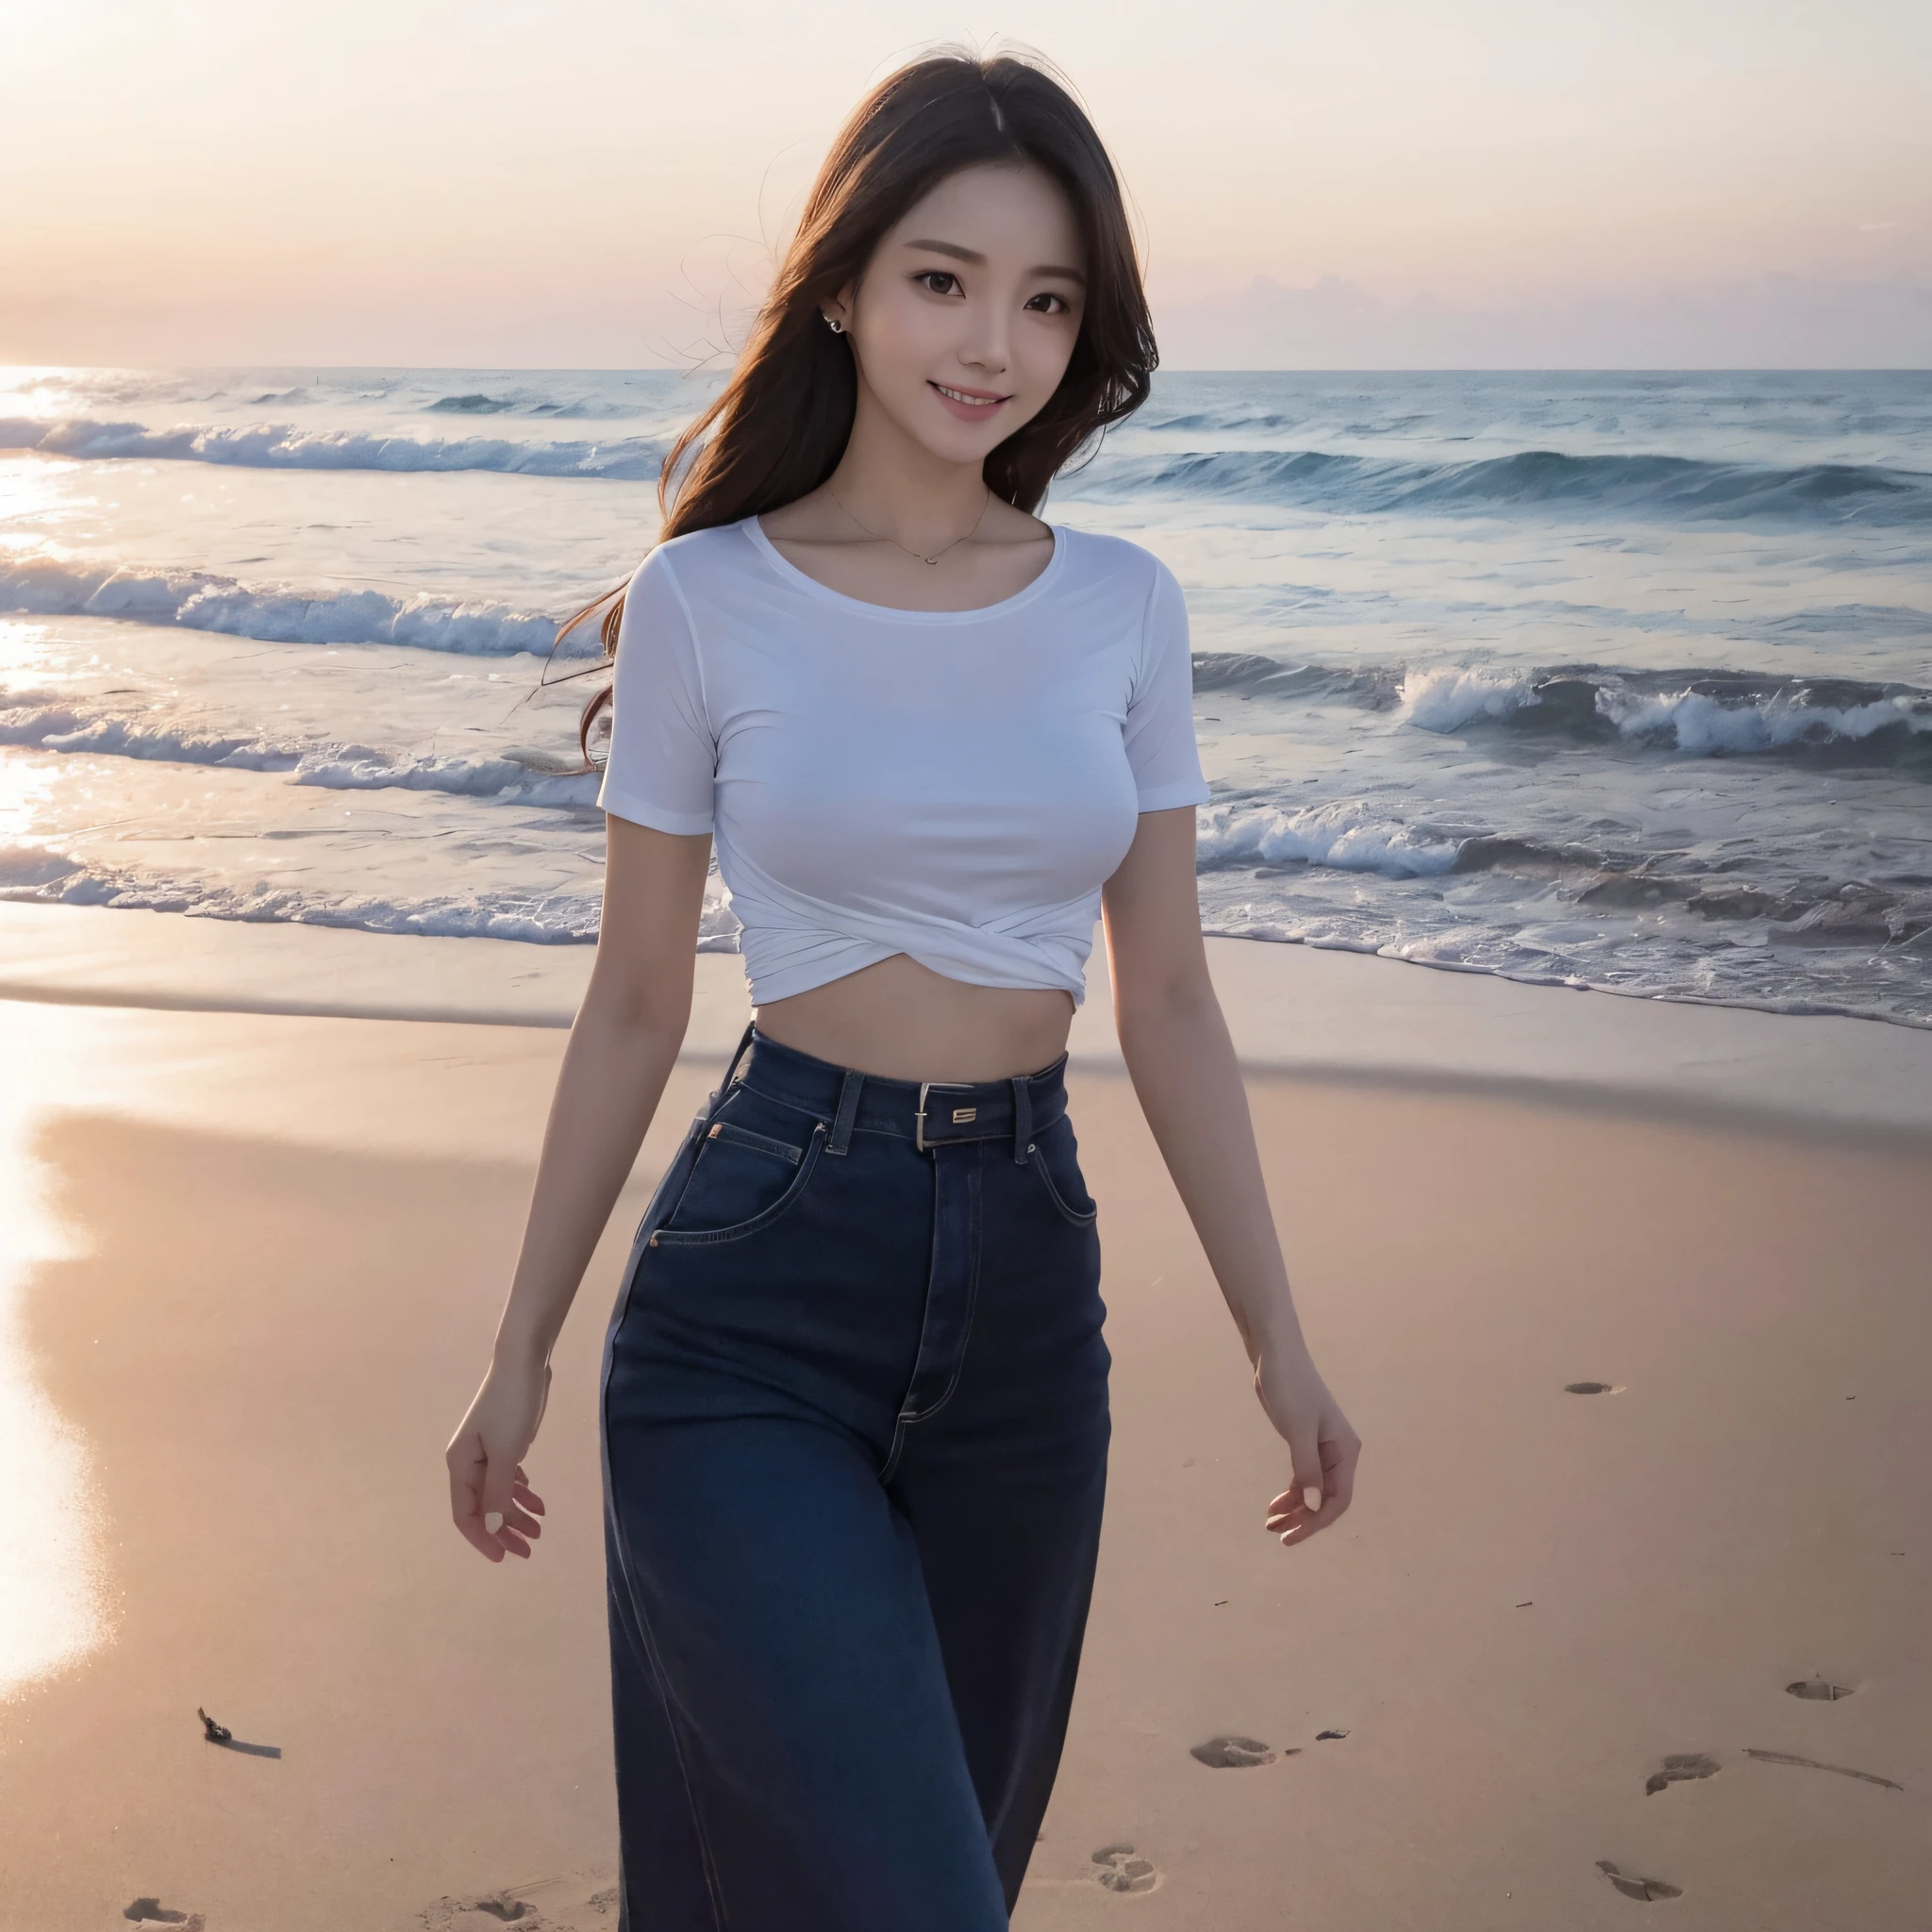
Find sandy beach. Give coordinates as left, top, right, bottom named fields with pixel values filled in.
left=3, top=920, right=1929, bottom=1930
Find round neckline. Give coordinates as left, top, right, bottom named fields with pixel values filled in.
left=741, top=512, right=1066, bottom=624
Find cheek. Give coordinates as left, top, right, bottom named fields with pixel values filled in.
left=1014, top=321, right=1079, bottom=398
left=859, top=291, right=958, bottom=382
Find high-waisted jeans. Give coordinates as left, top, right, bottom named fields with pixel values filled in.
left=599, top=1027, right=1111, bottom=1930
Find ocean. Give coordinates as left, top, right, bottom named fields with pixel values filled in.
left=2, top=366, right=1928, bottom=1027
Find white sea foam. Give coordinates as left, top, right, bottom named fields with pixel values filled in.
left=1601, top=687, right=1924, bottom=754
left=291, top=749, right=600, bottom=807
left=0, top=558, right=576, bottom=656
left=1400, top=665, right=1541, bottom=731
left=0, top=415, right=668, bottom=480
left=1196, top=800, right=1462, bottom=878
left=3, top=855, right=744, bottom=950
left=18, top=864, right=607, bottom=941
left=1, top=698, right=601, bottom=804
left=0, top=704, right=302, bottom=771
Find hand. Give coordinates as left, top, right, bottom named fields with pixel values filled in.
left=446, top=1355, right=552, bottom=1562
left=1253, top=1345, right=1360, bottom=1547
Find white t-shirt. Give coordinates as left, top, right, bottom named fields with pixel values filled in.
left=595, top=515, right=1208, bottom=1007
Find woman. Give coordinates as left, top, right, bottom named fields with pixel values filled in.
left=447, top=49, right=1360, bottom=1931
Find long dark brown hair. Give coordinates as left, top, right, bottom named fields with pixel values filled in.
left=563, top=48, right=1158, bottom=766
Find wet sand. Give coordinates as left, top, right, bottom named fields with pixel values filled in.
left=1, top=980, right=1928, bottom=1929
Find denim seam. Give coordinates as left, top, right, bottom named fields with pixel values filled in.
left=651, top=1124, right=828, bottom=1248
left=1025, top=1149, right=1098, bottom=1227
left=620, top=1548, right=731, bottom=1927
left=599, top=1265, right=729, bottom=1932
left=899, top=1148, right=983, bottom=1429
left=706, top=1120, right=805, bottom=1164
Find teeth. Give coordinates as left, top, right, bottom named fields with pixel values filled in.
left=936, top=384, right=999, bottom=406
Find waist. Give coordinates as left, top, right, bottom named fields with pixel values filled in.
left=753, top=953, right=1074, bottom=1083
left=735, top=1027, right=1071, bottom=1153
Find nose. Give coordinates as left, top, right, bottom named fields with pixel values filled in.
left=958, top=292, right=1011, bottom=379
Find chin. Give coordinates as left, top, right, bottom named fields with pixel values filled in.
left=902, top=409, right=1013, bottom=467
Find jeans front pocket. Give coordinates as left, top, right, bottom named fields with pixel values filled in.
left=652, top=1088, right=828, bottom=1247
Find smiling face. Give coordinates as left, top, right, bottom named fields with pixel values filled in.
left=827, top=161, right=1088, bottom=469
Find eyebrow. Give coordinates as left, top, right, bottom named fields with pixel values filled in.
left=901, top=238, right=1087, bottom=285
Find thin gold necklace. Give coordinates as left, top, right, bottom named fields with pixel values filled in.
left=826, top=483, right=993, bottom=566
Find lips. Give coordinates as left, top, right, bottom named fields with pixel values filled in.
left=929, top=380, right=1009, bottom=416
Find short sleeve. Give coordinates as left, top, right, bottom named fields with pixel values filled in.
left=595, top=547, right=717, bottom=836
left=1124, top=558, right=1209, bottom=811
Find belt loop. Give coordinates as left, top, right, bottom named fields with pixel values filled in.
left=1009, top=1074, right=1033, bottom=1165
left=826, top=1069, right=865, bottom=1157
left=706, top=1022, right=757, bottom=1115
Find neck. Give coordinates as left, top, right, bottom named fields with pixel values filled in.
left=824, top=380, right=993, bottom=545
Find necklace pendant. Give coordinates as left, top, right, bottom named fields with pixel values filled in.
left=924, top=556, right=939, bottom=566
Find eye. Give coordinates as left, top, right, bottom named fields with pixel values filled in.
left=1024, top=291, right=1073, bottom=315
left=916, top=271, right=960, bottom=296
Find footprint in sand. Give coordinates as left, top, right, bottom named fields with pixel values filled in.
left=1597, top=1859, right=1683, bottom=1902
left=420, top=1874, right=622, bottom=1929
left=1787, top=1677, right=1854, bottom=1701
left=420, top=1896, right=539, bottom=1927
left=124, top=1907, right=204, bottom=1932
left=1644, top=1752, right=1720, bottom=1796
left=1190, top=1734, right=1288, bottom=1767
left=1091, top=1843, right=1160, bottom=1893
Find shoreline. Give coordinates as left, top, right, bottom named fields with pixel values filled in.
left=4, top=899, right=1931, bottom=1147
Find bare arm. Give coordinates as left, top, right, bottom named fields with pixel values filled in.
left=445, top=816, right=713, bottom=1561
left=1102, top=808, right=1361, bottom=1544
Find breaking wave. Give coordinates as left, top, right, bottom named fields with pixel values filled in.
left=0, top=558, right=588, bottom=655
left=1191, top=650, right=1932, bottom=768
left=1196, top=800, right=1463, bottom=878
left=0, top=696, right=600, bottom=804
left=0, top=415, right=669, bottom=480
left=1397, top=661, right=1932, bottom=764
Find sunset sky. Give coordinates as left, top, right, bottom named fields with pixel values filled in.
left=5, top=0, right=1928, bottom=367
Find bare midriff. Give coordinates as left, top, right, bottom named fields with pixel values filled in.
left=752, top=953, right=1075, bottom=1084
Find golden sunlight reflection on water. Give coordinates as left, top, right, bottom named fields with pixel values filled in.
left=0, top=447, right=74, bottom=549
left=0, top=1004, right=111, bottom=1706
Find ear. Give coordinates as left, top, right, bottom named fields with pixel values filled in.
left=821, top=285, right=855, bottom=334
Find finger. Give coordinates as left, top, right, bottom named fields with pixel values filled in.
left=496, top=1525, right=534, bottom=1558
left=455, top=1509, right=504, bottom=1559
left=1263, top=1485, right=1305, bottom=1525
left=509, top=1478, right=546, bottom=1516
left=499, top=1501, right=543, bottom=1540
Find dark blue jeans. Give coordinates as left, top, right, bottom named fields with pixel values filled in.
left=600, top=1028, right=1111, bottom=1929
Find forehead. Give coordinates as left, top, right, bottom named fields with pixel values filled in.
left=885, top=162, right=1081, bottom=262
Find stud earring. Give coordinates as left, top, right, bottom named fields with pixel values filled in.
left=825, top=316, right=845, bottom=334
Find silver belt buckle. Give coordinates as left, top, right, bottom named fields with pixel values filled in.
left=915, top=1081, right=976, bottom=1152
